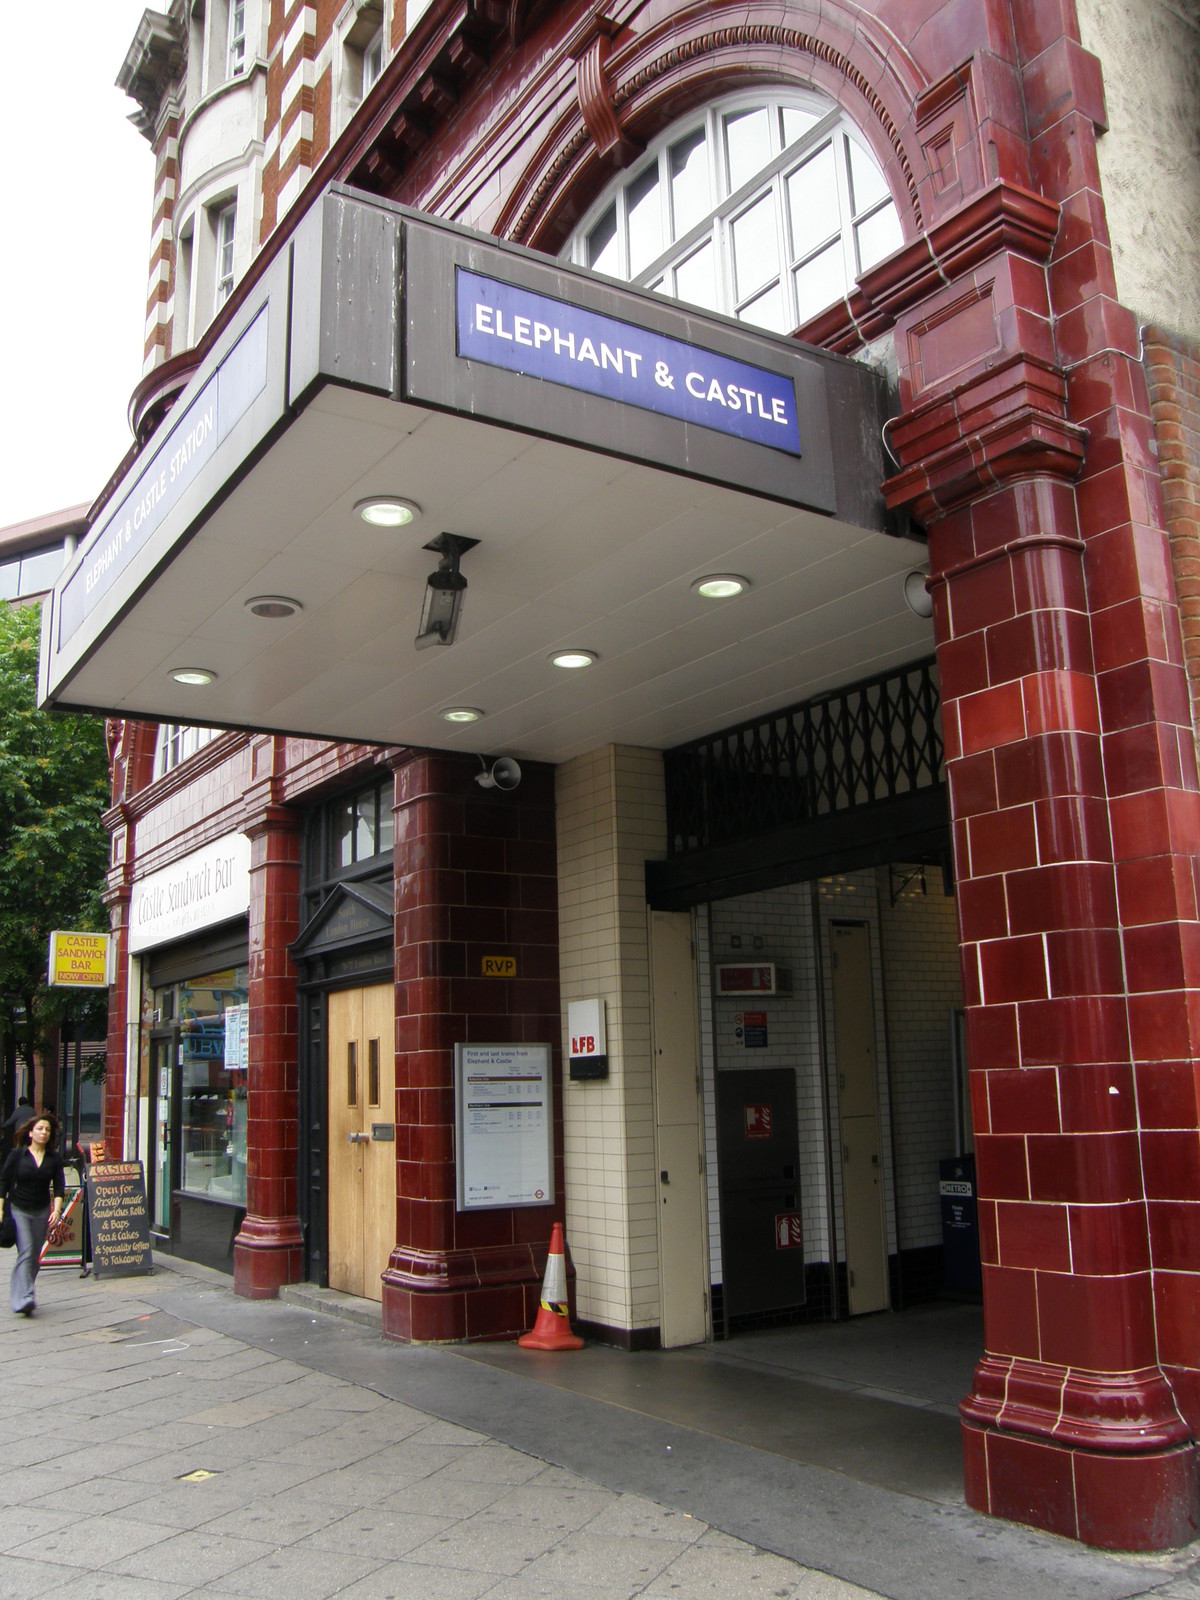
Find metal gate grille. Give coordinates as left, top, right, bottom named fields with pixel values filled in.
left=664, top=657, right=943, bottom=857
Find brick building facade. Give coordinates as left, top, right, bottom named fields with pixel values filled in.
left=43, top=0, right=1200, bottom=1551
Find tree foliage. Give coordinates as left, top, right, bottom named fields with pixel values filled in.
left=0, top=604, right=110, bottom=1086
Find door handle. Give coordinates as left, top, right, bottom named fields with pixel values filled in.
left=347, top=1131, right=369, bottom=1144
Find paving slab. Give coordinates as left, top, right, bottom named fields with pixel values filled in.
left=5, top=1255, right=1200, bottom=1600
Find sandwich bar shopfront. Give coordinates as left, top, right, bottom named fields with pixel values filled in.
left=129, top=834, right=251, bottom=1269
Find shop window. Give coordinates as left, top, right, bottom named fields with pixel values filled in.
left=153, top=723, right=221, bottom=779
left=566, top=91, right=903, bottom=333
left=149, top=963, right=250, bottom=1218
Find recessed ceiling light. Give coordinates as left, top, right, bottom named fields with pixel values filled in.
left=244, top=595, right=302, bottom=619
left=356, top=495, right=420, bottom=528
left=441, top=706, right=483, bottom=723
left=550, top=650, right=597, bottom=670
left=692, top=574, right=748, bottom=600
left=170, top=668, right=216, bottom=686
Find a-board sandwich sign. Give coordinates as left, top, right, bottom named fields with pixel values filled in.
left=85, top=1161, right=153, bottom=1278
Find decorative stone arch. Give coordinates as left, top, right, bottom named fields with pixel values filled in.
left=497, top=2, right=930, bottom=258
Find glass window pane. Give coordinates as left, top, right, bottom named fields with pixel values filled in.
left=0, top=561, right=20, bottom=600
left=587, top=204, right=619, bottom=274
left=333, top=799, right=355, bottom=868
left=785, top=143, right=840, bottom=260
left=731, top=192, right=779, bottom=300
left=669, top=127, right=710, bottom=239
left=178, top=968, right=248, bottom=1207
left=674, top=240, right=718, bottom=311
left=855, top=202, right=904, bottom=273
left=724, top=106, right=772, bottom=193
left=17, top=547, right=62, bottom=594
left=627, top=162, right=663, bottom=277
left=793, top=241, right=850, bottom=324
left=781, top=105, right=821, bottom=147
left=738, top=281, right=787, bottom=333
left=378, top=792, right=394, bottom=854
left=355, top=789, right=376, bottom=859
left=847, top=137, right=890, bottom=214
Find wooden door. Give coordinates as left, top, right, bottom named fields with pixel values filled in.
left=830, top=922, right=888, bottom=1314
left=327, top=984, right=396, bottom=1300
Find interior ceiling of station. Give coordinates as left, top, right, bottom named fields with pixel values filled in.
left=62, top=384, right=934, bottom=763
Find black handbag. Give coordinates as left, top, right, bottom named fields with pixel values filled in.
left=0, top=1210, right=15, bottom=1249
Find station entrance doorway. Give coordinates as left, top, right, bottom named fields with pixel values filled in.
left=646, top=658, right=974, bottom=1341
left=700, top=864, right=968, bottom=1338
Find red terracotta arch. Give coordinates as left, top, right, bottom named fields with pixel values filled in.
left=497, top=1, right=929, bottom=256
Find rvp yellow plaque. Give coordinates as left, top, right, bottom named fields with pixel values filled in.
left=481, top=955, right=517, bottom=977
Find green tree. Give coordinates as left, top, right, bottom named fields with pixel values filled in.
left=0, top=604, right=110, bottom=1112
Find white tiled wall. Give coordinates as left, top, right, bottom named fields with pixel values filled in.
left=556, top=745, right=667, bottom=1333
left=875, top=864, right=963, bottom=1249
left=700, top=866, right=963, bottom=1290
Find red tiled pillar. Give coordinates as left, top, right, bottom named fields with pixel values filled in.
left=100, top=888, right=130, bottom=1157
left=874, top=6, right=1200, bottom=1542
left=381, top=753, right=565, bottom=1342
left=233, top=804, right=304, bottom=1297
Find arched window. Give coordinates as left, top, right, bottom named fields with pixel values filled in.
left=564, top=91, right=902, bottom=333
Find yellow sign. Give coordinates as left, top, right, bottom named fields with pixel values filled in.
left=481, top=955, right=517, bottom=978
left=48, top=930, right=109, bottom=987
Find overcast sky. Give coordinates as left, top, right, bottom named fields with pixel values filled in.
left=0, top=4, right=156, bottom=531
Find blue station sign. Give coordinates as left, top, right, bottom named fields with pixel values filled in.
left=456, top=268, right=801, bottom=457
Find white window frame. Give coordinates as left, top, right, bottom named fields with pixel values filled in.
left=228, top=0, right=247, bottom=77
left=153, top=725, right=221, bottom=780
left=565, top=90, right=903, bottom=334
left=362, top=29, right=384, bottom=96
left=213, top=201, right=237, bottom=311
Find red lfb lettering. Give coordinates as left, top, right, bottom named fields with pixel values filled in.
left=571, top=1036, right=596, bottom=1055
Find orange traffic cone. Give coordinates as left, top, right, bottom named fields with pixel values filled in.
left=519, top=1222, right=584, bottom=1350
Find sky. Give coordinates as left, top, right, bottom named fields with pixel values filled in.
left=0, top=4, right=157, bottom=531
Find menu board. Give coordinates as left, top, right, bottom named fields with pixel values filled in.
left=85, top=1161, right=153, bottom=1277
left=455, top=1044, right=553, bottom=1210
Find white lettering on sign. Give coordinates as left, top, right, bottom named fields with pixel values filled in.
left=683, top=370, right=790, bottom=424
left=168, top=405, right=215, bottom=483
left=474, top=303, right=645, bottom=379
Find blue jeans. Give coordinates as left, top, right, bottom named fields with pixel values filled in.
left=9, top=1204, right=49, bottom=1312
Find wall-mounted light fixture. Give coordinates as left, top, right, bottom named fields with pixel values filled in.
left=903, top=569, right=933, bottom=619
left=415, top=534, right=478, bottom=650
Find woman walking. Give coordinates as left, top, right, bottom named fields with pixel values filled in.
left=0, top=1113, right=65, bottom=1316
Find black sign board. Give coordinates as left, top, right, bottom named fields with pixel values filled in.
left=84, top=1161, right=153, bottom=1278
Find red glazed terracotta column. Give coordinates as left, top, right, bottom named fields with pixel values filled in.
left=382, top=753, right=565, bottom=1342
left=233, top=803, right=304, bottom=1297
left=100, top=887, right=130, bottom=1157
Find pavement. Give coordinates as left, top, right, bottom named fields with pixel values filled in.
left=1, top=1256, right=1200, bottom=1600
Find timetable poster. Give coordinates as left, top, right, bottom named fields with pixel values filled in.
left=455, top=1043, right=554, bottom=1210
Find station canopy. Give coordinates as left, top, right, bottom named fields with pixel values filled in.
left=40, top=189, right=930, bottom=763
